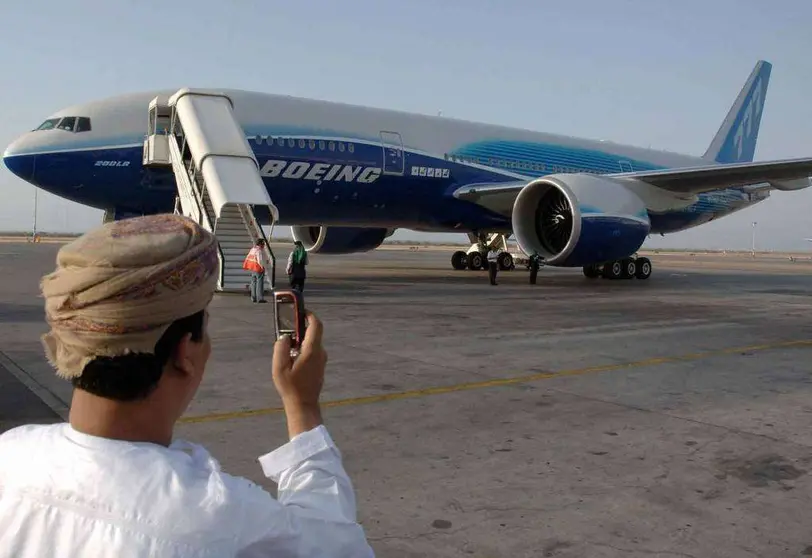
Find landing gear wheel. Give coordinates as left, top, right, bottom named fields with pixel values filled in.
left=635, top=257, right=652, bottom=280
left=498, top=252, right=513, bottom=271
left=583, top=265, right=600, bottom=278
left=621, top=258, right=636, bottom=279
left=451, top=251, right=468, bottom=270
left=602, top=260, right=623, bottom=280
left=467, top=252, right=484, bottom=270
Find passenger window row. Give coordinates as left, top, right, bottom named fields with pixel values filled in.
left=34, top=117, right=92, bottom=133
left=443, top=153, right=605, bottom=175
left=252, top=136, right=355, bottom=154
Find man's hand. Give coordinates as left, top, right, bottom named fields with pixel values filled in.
left=272, top=311, right=327, bottom=439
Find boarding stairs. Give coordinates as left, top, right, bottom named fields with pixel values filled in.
left=142, top=89, right=279, bottom=293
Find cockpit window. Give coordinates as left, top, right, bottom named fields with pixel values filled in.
left=33, top=116, right=92, bottom=133
left=56, top=117, right=76, bottom=131
left=35, top=118, right=60, bottom=131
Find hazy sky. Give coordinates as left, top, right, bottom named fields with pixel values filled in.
left=1, top=0, right=810, bottom=251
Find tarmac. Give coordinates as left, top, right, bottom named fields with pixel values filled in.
left=1, top=240, right=812, bottom=557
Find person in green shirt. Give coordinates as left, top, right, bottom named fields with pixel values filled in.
left=287, top=240, right=309, bottom=292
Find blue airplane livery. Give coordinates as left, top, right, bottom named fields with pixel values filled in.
left=3, top=60, right=812, bottom=281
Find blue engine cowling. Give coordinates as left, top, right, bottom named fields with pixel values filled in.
left=290, top=225, right=392, bottom=254
left=511, top=174, right=651, bottom=267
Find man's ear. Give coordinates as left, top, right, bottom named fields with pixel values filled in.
left=169, top=333, right=196, bottom=377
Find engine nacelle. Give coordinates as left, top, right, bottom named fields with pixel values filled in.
left=769, top=177, right=812, bottom=191
left=511, top=174, right=651, bottom=267
left=290, top=225, right=392, bottom=254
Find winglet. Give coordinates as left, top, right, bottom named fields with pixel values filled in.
left=703, top=60, right=772, bottom=164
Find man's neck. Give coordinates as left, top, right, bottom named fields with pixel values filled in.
left=69, top=390, right=175, bottom=447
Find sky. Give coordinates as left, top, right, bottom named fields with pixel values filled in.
left=1, top=0, right=810, bottom=251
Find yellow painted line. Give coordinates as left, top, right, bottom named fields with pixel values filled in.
left=179, top=338, right=812, bottom=425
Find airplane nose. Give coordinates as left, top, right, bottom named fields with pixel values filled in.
left=3, top=142, right=36, bottom=181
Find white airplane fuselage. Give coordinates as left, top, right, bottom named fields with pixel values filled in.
left=5, top=59, right=791, bottom=268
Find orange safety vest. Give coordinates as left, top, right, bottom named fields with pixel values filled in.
left=242, top=246, right=264, bottom=272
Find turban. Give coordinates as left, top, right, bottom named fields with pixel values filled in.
left=40, top=214, right=220, bottom=379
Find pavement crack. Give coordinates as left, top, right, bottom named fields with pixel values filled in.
left=688, top=431, right=732, bottom=456
left=367, top=526, right=465, bottom=543
left=588, top=541, right=698, bottom=558
left=473, top=503, right=582, bottom=515
left=342, top=342, right=497, bottom=378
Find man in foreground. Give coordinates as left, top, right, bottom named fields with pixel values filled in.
left=0, top=214, right=374, bottom=557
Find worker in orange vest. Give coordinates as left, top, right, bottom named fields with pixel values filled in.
left=242, top=239, right=269, bottom=303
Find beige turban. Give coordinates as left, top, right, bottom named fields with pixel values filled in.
left=40, top=214, right=220, bottom=379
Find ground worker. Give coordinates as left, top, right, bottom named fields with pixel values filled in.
left=242, top=238, right=269, bottom=303
left=487, top=245, right=500, bottom=285
left=287, top=240, right=309, bottom=292
left=529, top=252, right=543, bottom=284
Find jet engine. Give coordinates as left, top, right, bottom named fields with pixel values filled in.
left=290, top=225, right=393, bottom=254
left=511, top=174, right=651, bottom=267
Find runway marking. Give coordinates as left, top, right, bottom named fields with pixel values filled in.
left=178, top=338, right=812, bottom=425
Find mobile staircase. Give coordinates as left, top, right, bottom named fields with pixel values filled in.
left=142, top=89, right=279, bottom=293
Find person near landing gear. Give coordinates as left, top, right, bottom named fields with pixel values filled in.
left=243, top=239, right=269, bottom=303
left=287, top=240, right=309, bottom=292
left=529, top=252, right=543, bottom=285
left=487, top=246, right=500, bottom=285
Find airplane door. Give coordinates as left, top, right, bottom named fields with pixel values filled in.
left=618, top=160, right=634, bottom=172
left=380, top=131, right=404, bottom=175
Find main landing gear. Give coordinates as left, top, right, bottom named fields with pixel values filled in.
left=451, top=250, right=514, bottom=271
left=582, top=256, right=652, bottom=280
left=450, top=233, right=515, bottom=272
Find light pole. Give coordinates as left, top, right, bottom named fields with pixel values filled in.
left=32, top=188, right=38, bottom=241
left=751, top=221, right=757, bottom=256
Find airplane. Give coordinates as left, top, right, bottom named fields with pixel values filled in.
left=3, top=60, right=812, bottom=281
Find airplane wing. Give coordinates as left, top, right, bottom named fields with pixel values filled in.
left=453, top=157, right=812, bottom=212
left=614, top=157, right=812, bottom=194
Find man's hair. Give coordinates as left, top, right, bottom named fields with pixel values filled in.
left=256, top=239, right=266, bottom=246
left=72, top=310, right=205, bottom=402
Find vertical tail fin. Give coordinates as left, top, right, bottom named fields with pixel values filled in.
left=702, top=60, right=772, bottom=164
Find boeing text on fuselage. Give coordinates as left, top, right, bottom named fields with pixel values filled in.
left=259, top=159, right=382, bottom=184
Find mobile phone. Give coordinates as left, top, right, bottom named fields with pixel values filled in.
left=274, top=289, right=307, bottom=350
